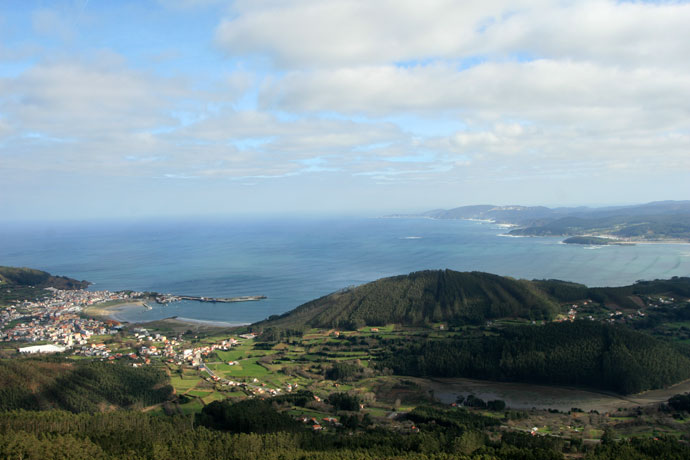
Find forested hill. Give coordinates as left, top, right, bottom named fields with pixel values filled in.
left=0, top=266, right=89, bottom=290
left=256, top=270, right=559, bottom=329
left=256, top=271, right=690, bottom=330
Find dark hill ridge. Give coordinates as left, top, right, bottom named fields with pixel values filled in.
left=257, top=270, right=559, bottom=329
left=256, top=270, right=690, bottom=330
left=0, top=266, right=89, bottom=305
left=0, top=266, right=89, bottom=290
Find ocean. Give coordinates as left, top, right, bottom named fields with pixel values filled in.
left=1, top=217, right=689, bottom=325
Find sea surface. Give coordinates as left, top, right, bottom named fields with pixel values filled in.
left=1, top=217, right=689, bottom=325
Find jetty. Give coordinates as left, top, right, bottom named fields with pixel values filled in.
left=179, top=295, right=266, bottom=303
left=153, top=294, right=266, bottom=304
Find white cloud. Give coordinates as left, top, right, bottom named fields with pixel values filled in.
left=260, top=60, right=690, bottom=121
left=1, top=59, right=184, bottom=139
left=216, top=0, right=690, bottom=69
left=215, top=0, right=522, bottom=67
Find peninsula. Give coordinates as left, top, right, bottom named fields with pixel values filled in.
left=398, top=200, right=690, bottom=243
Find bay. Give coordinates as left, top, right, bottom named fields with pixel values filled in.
left=1, top=217, right=689, bottom=325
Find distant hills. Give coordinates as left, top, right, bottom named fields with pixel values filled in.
left=255, top=269, right=690, bottom=329
left=393, top=200, right=690, bottom=242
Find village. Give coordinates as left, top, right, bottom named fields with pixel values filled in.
left=0, top=286, right=298, bottom=401
left=0, top=288, right=137, bottom=347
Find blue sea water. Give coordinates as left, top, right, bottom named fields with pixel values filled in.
left=1, top=217, right=689, bottom=325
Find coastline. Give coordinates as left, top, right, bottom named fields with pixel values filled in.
left=495, top=231, right=690, bottom=246
left=165, top=316, right=249, bottom=328
left=397, top=215, right=690, bottom=246
left=561, top=235, right=690, bottom=246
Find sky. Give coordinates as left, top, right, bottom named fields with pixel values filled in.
left=1, top=0, right=689, bottom=220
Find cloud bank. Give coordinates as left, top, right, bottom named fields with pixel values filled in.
left=1, top=0, right=689, bottom=218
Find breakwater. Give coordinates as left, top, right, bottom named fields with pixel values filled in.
left=178, top=295, right=267, bottom=303
left=153, top=294, right=267, bottom=304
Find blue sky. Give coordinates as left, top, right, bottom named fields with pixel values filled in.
left=1, top=0, right=689, bottom=220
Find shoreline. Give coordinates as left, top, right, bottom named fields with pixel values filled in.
left=84, top=300, right=251, bottom=329
left=164, top=316, right=249, bottom=327
left=392, top=215, right=690, bottom=245
left=83, top=299, right=148, bottom=321
left=136, top=316, right=248, bottom=333
left=496, top=232, right=690, bottom=246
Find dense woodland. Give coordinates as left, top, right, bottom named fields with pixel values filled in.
left=378, top=321, right=690, bottom=394
left=0, top=358, right=173, bottom=412
left=1, top=403, right=690, bottom=460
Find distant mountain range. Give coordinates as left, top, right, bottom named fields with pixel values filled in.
left=391, top=200, right=690, bottom=242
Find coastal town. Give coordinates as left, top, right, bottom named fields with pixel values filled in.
left=0, top=286, right=294, bottom=399
left=0, top=288, right=137, bottom=349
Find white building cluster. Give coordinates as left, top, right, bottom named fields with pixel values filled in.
left=0, top=288, right=140, bottom=347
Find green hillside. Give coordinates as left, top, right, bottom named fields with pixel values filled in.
left=257, top=270, right=559, bottom=329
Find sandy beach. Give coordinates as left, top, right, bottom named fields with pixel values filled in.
left=83, top=300, right=149, bottom=322
left=136, top=316, right=247, bottom=333
left=84, top=299, right=249, bottom=331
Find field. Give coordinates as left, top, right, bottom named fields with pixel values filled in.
left=127, top=320, right=690, bottom=443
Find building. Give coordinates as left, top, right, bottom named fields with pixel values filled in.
left=18, top=344, right=67, bottom=354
